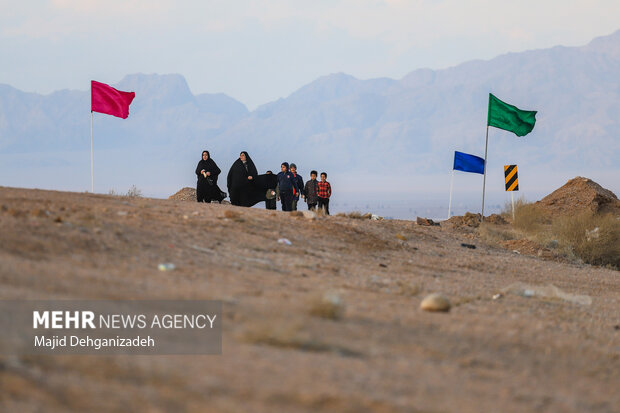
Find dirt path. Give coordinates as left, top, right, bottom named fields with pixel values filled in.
left=1, top=187, right=618, bottom=412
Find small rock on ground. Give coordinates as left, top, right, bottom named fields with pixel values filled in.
left=420, top=293, right=451, bottom=312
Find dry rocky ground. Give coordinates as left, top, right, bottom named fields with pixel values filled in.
left=0, top=185, right=618, bottom=412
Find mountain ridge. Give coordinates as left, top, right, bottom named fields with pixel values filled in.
left=1, top=30, right=619, bottom=198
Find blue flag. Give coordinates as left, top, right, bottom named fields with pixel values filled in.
left=453, top=151, right=485, bottom=174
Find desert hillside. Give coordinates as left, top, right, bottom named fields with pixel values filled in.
left=0, top=185, right=618, bottom=412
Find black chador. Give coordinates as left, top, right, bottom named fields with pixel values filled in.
left=227, top=151, right=277, bottom=207
left=196, top=151, right=225, bottom=203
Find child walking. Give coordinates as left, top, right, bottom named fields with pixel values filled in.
left=303, top=170, right=319, bottom=211
left=317, top=172, right=332, bottom=215
left=289, top=163, right=304, bottom=211
left=276, top=162, right=297, bottom=212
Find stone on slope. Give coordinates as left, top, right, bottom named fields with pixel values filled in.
left=420, top=294, right=451, bottom=312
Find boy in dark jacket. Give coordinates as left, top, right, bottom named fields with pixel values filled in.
left=276, top=162, right=297, bottom=212
left=317, top=172, right=332, bottom=215
left=303, top=170, right=319, bottom=211
left=289, top=163, right=304, bottom=211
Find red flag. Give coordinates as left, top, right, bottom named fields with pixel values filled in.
left=91, top=80, right=135, bottom=119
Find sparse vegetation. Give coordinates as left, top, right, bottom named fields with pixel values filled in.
left=308, top=292, right=345, bottom=320
left=223, top=210, right=245, bottom=223
left=510, top=200, right=548, bottom=232
left=490, top=198, right=619, bottom=269
left=241, top=320, right=360, bottom=356
left=552, top=212, right=620, bottom=268
left=336, top=211, right=372, bottom=219
left=242, top=320, right=306, bottom=349
left=108, top=186, right=142, bottom=197
left=477, top=222, right=518, bottom=246
left=395, top=280, right=420, bottom=296
left=501, top=195, right=528, bottom=220
left=223, top=210, right=239, bottom=219
left=126, top=185, right=142, bottom=198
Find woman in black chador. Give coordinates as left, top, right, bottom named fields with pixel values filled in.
left=227, top=151, right=259, bottom=206
left=195, top=150, right=225, bottom=203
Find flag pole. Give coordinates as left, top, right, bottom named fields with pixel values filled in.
left=448, top=169, right=455, bottom=219
left=481, top=125, right=489, bottom=221
left=90, top=111, right=94, bottom=193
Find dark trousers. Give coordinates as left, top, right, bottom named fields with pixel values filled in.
left=280, top=190, right=293, bottom=212
left=265, top=198, right=277, bottom=210
left=318, top=197, right=330, bottom=215
left=307, top=202, right=317, bottom=211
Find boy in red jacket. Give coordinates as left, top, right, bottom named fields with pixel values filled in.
left=317, top=172, right=332, bottom=215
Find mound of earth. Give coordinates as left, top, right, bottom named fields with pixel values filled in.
left=444, top=212, right=506, bottom=229
left=536, top=177, right=620, bottom=216
left=169, top=187, right=196, bottom=201
left=445, top=212, right=481, bottom=229
left=485, top=214, right=508, bottom=225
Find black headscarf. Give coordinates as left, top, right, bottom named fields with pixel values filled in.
left=241, top=151, right=258, bottom=176
left=196, top=150, right=221, bottom=184
left=227, top=151, right=276, bottom=207
left=228, top=151, right=257, bottom=188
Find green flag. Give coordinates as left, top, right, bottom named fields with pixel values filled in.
left=487, top=93, right=537, bottom=137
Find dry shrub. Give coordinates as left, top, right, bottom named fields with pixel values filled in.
left=552, top=212, right=620, bottom=268
left=345, top=211, right=363, bottom=219
left=242, top=320, right=305, bottom=348
left=241, top=319, right=360, bottom=356
left=512, top=201, right=548, bottom=232
left=501, top=195, right=528, bottom=220
left=126, top=185, right=142, bottom=198
left=395, top=280, right=420, bottom=296
left=223, top=210, right=240, bottom=219
left=6, top=208, right=26, bottom=218
left=308, top=292, right=345, bottom=320
left=477, top=222, right=518, bottom=246
left=30, top=208, right=48, bottom=218
left=336, top=211, right=371, bottom=220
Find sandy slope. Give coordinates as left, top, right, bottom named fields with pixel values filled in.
left=0, top=186, right=618, bottom=412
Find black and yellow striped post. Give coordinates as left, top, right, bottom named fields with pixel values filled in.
left=504, top=165, right=518, bottom=220
left=504, top=165, right=519, bottom=191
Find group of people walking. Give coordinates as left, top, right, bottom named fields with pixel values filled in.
left=195, top=150, right=332, bottom=214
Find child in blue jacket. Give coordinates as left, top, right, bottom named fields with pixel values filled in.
left=276, top=162, right=298, bottom=212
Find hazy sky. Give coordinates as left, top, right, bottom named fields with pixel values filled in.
left=1, top=0, right=619, bottom=109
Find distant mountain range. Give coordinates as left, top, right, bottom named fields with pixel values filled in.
left=0, top=73, right=248, bottom=153
left=1, top=30, right=619, bottom=204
